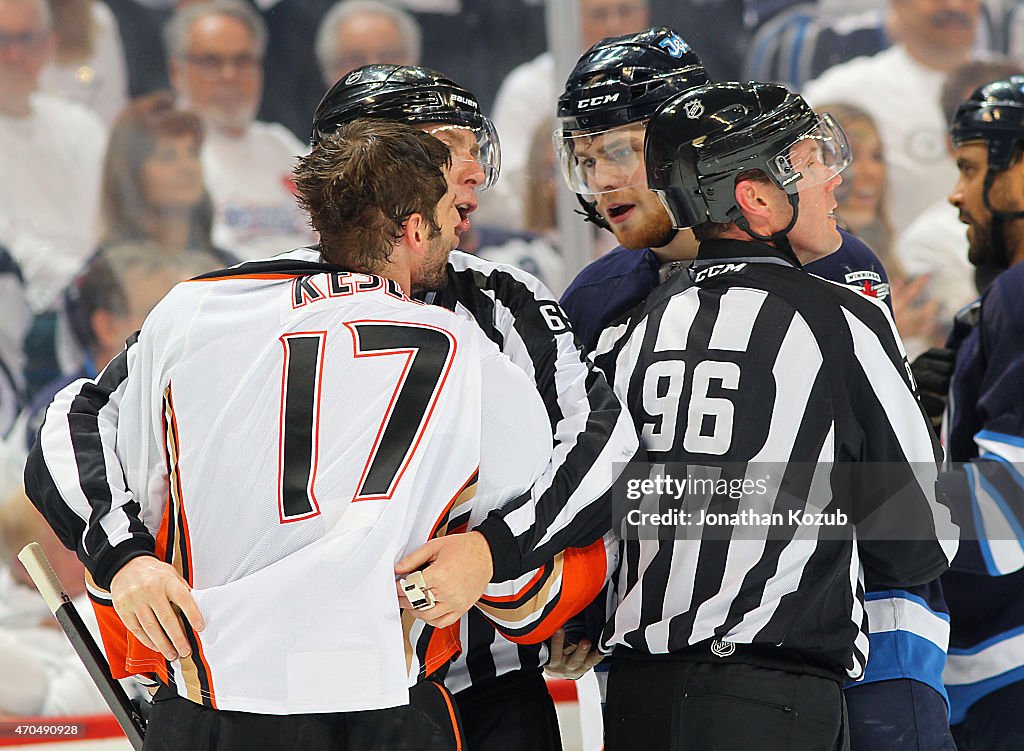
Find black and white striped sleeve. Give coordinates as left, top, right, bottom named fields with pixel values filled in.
left=437, top=254, right=639, bottom=581
left=23, top=334, right=158, bottom=589
left=833, top=289, right=960, bottom=587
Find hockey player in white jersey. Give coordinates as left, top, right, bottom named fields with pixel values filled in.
left=27, top=66, right=636, bottom=751
left=24, top=120, right=565, bottom=751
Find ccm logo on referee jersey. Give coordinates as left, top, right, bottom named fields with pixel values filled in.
left=692, top=263, right=747, bottom=283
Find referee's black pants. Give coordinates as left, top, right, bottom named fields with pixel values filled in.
left=453, top=668, right=563, bottom=751
left=605, top=648, right=850, bottom=750
left=142, top=680, right=463, bottom=751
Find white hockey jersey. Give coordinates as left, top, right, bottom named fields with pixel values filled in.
left=35, top=259, right=554, bottom=714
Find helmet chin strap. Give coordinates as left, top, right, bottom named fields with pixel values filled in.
left=577, top=193, right=681, bottom=245
left=736, top=192, right=803, bottom=268
left=576, top=193, right=611, bottom=231
left=982, top=170, right=1024, bottom=271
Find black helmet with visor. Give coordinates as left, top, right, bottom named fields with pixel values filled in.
left=645, top=82, right=851, bottom=254
left=554, top=27, right=709, bottom=228
left=310, top=64, right=500, bottom=190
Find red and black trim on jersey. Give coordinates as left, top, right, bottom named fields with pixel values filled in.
left=88, top=383, right=217, bottom=706
left=405, top=470, right=480, bottom=681
left=159, top=383, right=216, bottom=707
left=477, top=538, right=609, bottom=644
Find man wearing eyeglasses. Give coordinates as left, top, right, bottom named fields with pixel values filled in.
left=165, top=0, right=315, bottom=262
left=314, top=0, right=420, bottom=88
left=0, top=0, right=107, bottom=312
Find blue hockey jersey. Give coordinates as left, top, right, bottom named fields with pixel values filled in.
left=939, top=260, right=1024, bottom=724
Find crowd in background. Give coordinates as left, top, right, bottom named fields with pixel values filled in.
left=0, top=0, right=1021, bottom=720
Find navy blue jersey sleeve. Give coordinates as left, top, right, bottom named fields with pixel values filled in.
left=560, top=247, right=659, bottom=351
left=806, top=228, right=893, bottom=315
left=940, top=265, right=1024, bottom=576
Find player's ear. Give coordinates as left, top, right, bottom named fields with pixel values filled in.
left=404, top=212, right=429, bottom=253
left=734, top=178, right=773, bottom=223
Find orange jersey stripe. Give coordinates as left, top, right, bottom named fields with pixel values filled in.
left=484, top=538, right=608, bottom=645
left=185, top=273, right=300, bottom=283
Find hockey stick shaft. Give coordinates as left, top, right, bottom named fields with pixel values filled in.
left=17, top=543, right=147, bottom=751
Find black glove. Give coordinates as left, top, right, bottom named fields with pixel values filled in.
left=910, top=347, right=956, bottom=432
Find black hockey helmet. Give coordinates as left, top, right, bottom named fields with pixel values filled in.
left=310, top=64, right=500, bottom=189
left=554, top=27, right=708, bottom=228
left=645, top=82, right=850, bottom=242
left=557, top=26, right=708, bottom=133
left=951, top=75, right=1024, bottom=172
left=950, top=75, right=1024, bottom=268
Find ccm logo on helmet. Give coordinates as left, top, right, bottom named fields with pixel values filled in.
left=693, top=263, right=747, bottom=282
left=577, top=93, right=621, bottom=109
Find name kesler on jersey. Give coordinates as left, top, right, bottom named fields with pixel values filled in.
left=843, top=270, right=890, bottom=301
left=290, top=272, right=409, bottom=308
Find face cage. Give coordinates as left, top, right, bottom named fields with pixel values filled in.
left=764, top=113, right=851, bottom=194
left=553, top=123, right=650, bottom=197
left=423, top=120, right=501, bottom=192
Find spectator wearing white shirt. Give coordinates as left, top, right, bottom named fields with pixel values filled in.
left=166, top=0, right=315, bottom=261
left=897, top=57, right=1023, bottom=327
left=803, top=0, right=985, bottom=235
left=0, top=0, right=107, bottom=312
left=0, top=490, right=146, bottom=717
left=0, top=246, right=28, bottom=442
left=38, top=0, right=128, bottom=124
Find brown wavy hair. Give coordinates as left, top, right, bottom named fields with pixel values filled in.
left=100, top=92, right=216, bottom=252
left=294, top=118, right=450, bottom=270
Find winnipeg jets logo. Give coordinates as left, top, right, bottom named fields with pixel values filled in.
left=345, top=70, right=362, bottom=85
left=683, top=99, right=704, bottom=119
left=658, top=32, right=689, bottom=58
left=843, top=270, right=890, bottom=301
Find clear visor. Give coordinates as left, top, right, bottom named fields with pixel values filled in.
left=423, top=121, right=501, bottom=192
left=766, top=113, right=851, bottom=193
left=553, top=123, right=649, bottom=196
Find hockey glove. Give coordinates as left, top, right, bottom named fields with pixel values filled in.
left=910, top=347, right=955, bottom=432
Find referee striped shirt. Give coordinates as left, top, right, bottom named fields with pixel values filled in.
left=593, top=238, right=957, bottom=677
left=426, top=250, right=636, bottom=692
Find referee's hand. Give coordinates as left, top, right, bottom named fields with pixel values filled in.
left=110, top=556, right=205, bottom=662
left=544, top=628, right=604, bottom=680
left=395, top=532, right=493, bottom=629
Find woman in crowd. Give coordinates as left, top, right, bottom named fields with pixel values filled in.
left=821, top=101, right=941, bottom=355
left=101, top=91, right=237, bottom=267
left=23, top=93, right=235, bottom=399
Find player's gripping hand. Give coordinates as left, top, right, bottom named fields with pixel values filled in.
left=395, top=531, right=493, bottom=629
left=910, top=347, right=956, bottom=432
left=110, top=556, right=205, bottom=662
left=544, top=628, right=604, bottom=680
